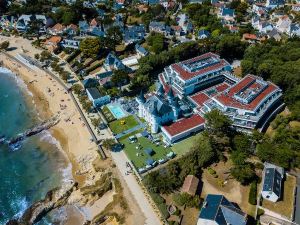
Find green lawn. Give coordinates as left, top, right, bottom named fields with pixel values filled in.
left=171, top=133, right=202, bottom=156
left=109, top=115, right=139, bottom=134
left=120, top=136, right=172, bottom=169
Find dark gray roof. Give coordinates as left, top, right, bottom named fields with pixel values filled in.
left=200, top=194, right=247, bottom=225
left=144, top=95, right=173, bottom=117
left=87, top=88, right=102, bottom=99
left=263, top=168, right=283, bottom=197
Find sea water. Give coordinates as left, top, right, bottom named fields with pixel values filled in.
left=0, top=68, right=71, bottom=224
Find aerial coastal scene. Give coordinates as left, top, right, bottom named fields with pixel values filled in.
left=0, top=0, right=300, bottom=225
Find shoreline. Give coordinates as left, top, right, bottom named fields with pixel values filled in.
left=0, top=53, right=99, bottom=223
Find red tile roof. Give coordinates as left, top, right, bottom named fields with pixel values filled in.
left=215, top=82, right=230, bottom=92
left=162, top=114, right=205, bottom=137
left=190, top=92, right=210, bottom=107
left=181, top=175, right=199, bottom=196
left=215, top=75, right=279, bottom=111
left=243, top=33, right=258, bottom=40
left=172, top=57, right=228, bottom=81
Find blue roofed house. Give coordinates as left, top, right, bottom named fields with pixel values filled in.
left=149, top=21, right=172, bottom=36
left=16, top=14, right=48, bottom=33
left=79, top=20, right=90, bottom=36
left=261, top=162, right=284, bottom=202
left=198, top=30, right=210, bottom=39
left=124, top=25, right=146, bottom=45
left=140, top=0, right=160, bottom=5
left=103, top=52, right=126, bottom=71
left=86, top=87, right=110, bottom=107
left=218, top=8, right=235, bottom=25
left=198, top=194, right=248, bottom=225
left=266, top=0, right=285, bottom=9
left=60, top=38, right=80, bottom=49
left=135, top=44, right=149, bottom=56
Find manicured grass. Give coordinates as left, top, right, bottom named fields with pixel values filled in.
left=109, top=115, right=139, bottom=134
left=120, top=136, right=172, bottom=169
left=262, top=175, right=296, bottom=219
left=171, top=133, right=202, bottom=156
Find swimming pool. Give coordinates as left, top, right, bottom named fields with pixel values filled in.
left=107, top=104, right=127, bottom=119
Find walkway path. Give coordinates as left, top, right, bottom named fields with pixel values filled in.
left=110, top=150, right=162, bottom=225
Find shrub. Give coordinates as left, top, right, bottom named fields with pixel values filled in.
left=157, top=203, right=169, bottom=219
left=208, top=167, right=218, bottom=178
left=248, top=181, right=257, bottom=205
left=257, top=208, right=264, bottom=217
left=150, top=192, right=165, bottom=205
left=172, top=193, right=201, bottom=208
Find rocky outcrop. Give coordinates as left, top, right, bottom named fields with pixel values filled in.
left=8, top=115, right=60, bottom=145
left=6, top=182, right=77, bottom=225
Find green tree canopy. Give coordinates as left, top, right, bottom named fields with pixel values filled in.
left=79, top=38, right=102, bottom=57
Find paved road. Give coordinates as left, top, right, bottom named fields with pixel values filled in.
left=110, top=150, right=162, bottom=225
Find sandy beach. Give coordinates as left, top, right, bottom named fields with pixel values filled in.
left=0, top=35, right=147, bottom=225
left=0, top=40, right=103, bottom=223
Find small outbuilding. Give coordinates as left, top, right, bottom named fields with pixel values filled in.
left=181, top=175, right=199, bottom=196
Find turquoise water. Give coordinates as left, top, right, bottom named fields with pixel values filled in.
left=107, top=103, right=127, bottom=119
left=0, top=68, right=70, bottom=224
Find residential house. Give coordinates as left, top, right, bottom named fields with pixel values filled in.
left=218, top=8, right=235, bottom=25
left=44, top=36, right=62, bottom=52
left=86, top=88, right=110, bottom=107
left=60, top=38, right=80, bottom=49
left=171, top=25, right=183, bottom=36
left=136, top=4, right=149, bottom=13
left=140, top=0, right=160, bottom=5
left=123, top=25, right=146, bottom=45
left=266, top=0, right=285, bottom=9
left=197, top=194, right=248, bottom=225
left=292, top=4, right=300, bottom=11
left=176, top=13, right=193, bottom=34
left=79, top=20, right=89, bottom=36
left=267, top=28, right=282, bottom=41
left=288, top=23, right=300, bottom=37
left=258, top=21, right=273, bottom=34
left=181, top=175, right=200, bottom=196
left=0, top=15, right=16, bottom=31
left=198, top=29, right=210, bottom=39
left=242, top=33, right=260, bottom=43
left=149, top=21, right=172, bottom=36
left=276, top=16, right=292, bottom=33
left=48, top=23, right=66, bottom=35
left=16, top=14, right=47, bottom=33
left=103, top=52, right=126, bottom=71
left=135, top=44, right=149, bottom=56
left=261, top=162, right=284, bottom=202
left=65, top=24, right=78, bottom=36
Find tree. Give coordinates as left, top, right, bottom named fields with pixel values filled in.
left=34, top=53, right=40, bottom=60
left=0, top=0, right=8, bottom=14
left=106, top=26, right=123, bottom=51
left=111, top=70, right=129, bottom=87
left=204, top=109, right=232, bottom=135
left=0, top=41, right=9, bottom=50
left=231, top=163, right=257, bottom=185
left=27, top=16, right=44, bottom=40
left=80, top=38, right=101, bottom=57
left=62, top=11, right=76, bottom=25
left=146, top=32, right=165, bottom=54
left=102, top=138, right=116, bottom=150
left=72, top=84, right=83, bottom=95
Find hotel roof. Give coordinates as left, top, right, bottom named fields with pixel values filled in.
left=214, top=74, right=280, bottom=111
left=171, top=52, right=230, bottom=81
left=190, top=92, right=210, bottom=107
left=162, top=114, right=205, bottom=137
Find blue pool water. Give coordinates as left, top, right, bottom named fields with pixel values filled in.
left=107, top=104, right=127, bottom=119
